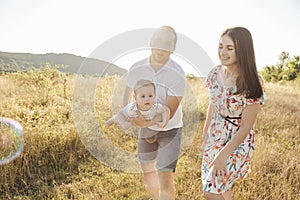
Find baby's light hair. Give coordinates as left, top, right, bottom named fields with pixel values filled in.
left=133, top=79, right=156, bottom=95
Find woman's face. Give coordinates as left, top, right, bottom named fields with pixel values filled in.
left=218, top=35, right=237, bottom=67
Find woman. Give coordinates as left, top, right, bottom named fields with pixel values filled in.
left=201, top=27, right=265, bottom=200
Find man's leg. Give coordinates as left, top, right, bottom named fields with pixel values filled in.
left=158, top=171, right=175, bottom=200
left=141, top=162, right=159, bottom=200
left=156, top=128, right=182, bottom=200
left=139, top=128, right=159, bottom=200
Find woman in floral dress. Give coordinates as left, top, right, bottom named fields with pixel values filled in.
left=201, top=27, right=265, bottom=200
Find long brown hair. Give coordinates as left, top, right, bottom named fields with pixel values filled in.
left=221, top=27, right=263, bottom=99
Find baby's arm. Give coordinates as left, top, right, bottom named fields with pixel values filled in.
left=155, top=104, right=170, bottom=128
left=106, top=115, right=117, bottom=127
left=106, top=107, right=133, bottom=129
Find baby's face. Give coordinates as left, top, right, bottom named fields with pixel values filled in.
left=135, top=85, right=156, bottom=111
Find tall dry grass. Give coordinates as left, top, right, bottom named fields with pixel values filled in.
left=0, top=68, right=299, bottom=199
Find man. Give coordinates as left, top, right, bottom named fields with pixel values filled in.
left=123, top=26, right=186, bottom=200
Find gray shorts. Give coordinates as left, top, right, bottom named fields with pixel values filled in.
left=138, top=127, right=182, bottom=172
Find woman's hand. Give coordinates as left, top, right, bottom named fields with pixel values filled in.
left=209, top=150, right=229, bottom=183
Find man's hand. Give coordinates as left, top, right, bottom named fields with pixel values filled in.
left=130, top=111, right=153, bottom=128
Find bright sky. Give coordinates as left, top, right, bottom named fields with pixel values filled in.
left=0, top=0, right=299, bottom=75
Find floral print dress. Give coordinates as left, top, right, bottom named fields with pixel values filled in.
left=202, top=66, right=265, bottom=194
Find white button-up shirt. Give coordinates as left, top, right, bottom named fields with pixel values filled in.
left=126, top=57, right=186, bottom=131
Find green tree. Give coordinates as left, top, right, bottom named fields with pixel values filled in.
left=261, top=51, right=300, bottom=82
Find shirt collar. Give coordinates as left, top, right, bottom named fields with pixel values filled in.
left=146, top=57, right=172, bottom=72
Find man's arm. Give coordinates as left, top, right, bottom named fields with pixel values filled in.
left=154, top=105, right=170, bottom=128
left=166, top=95, right=182, bottom=119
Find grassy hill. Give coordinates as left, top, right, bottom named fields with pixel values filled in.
left=0, top=51, right=127, bottom=76
left=0, top=68, right=299, bottom=199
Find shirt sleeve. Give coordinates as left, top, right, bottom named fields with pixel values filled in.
left=167, top=76, right=186, bottom=96
left=156, top=103, right=165, bottom=114
left=125, top=102, right=139, bottom=118
left=205, top=66, right=218, bottom=89
left=166, top=64, right=186, bottom=97
left=126, top=59, right=152, bottom=89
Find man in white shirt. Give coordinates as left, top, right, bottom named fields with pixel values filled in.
left=123, top=26, right=186, bottom=200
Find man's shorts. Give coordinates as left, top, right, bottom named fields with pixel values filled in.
left=138, top=127, right=182, bottom=172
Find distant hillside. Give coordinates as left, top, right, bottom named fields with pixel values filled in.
left=0, top=51, right=127, bottom=76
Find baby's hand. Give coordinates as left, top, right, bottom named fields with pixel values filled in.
left=106, top=119, right=113, bottom=127
left=105, top=115, right=116, bottom=127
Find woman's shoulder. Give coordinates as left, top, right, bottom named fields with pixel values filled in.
left=207, top=65, right=222, bottom=78
left=213, top=65, right=222, bottom=71
left=205, top=65, right=222, bottom=88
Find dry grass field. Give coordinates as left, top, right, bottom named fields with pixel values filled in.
left=0, top=68, right=299, bottom=199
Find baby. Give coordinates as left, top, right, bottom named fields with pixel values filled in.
left=106, top=79, right=170, bottom=130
